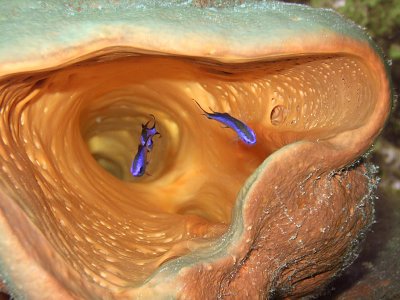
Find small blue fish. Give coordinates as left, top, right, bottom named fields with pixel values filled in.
left=193, top=100, right=256, bottom=145
left=140, top=114, right=160, bottom=150
left=130, top=138, right=150, bottom=177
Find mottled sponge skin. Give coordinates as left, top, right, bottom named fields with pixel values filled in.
left=0, top=1, right=392, bottom=300
left=0, top=0, right=387, bottom=74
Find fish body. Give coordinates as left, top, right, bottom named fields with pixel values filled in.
left=130, top=141, right=149, bottom=177
left=131, top=115, right=160, bottom=177
left=194, top=100, right=256, bottom=145
left=140, top=114, right=160, bottom=150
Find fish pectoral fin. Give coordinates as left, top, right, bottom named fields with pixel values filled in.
left=146, top=157, right=151, bottom=165
left=231, top=137, right=240, bottom=145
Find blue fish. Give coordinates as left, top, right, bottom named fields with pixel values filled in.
left=140, top=114, right=160, bottom=150
left=193, top=100, right=256, bottom=145
left=130, top=139, right=150, bottom=177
